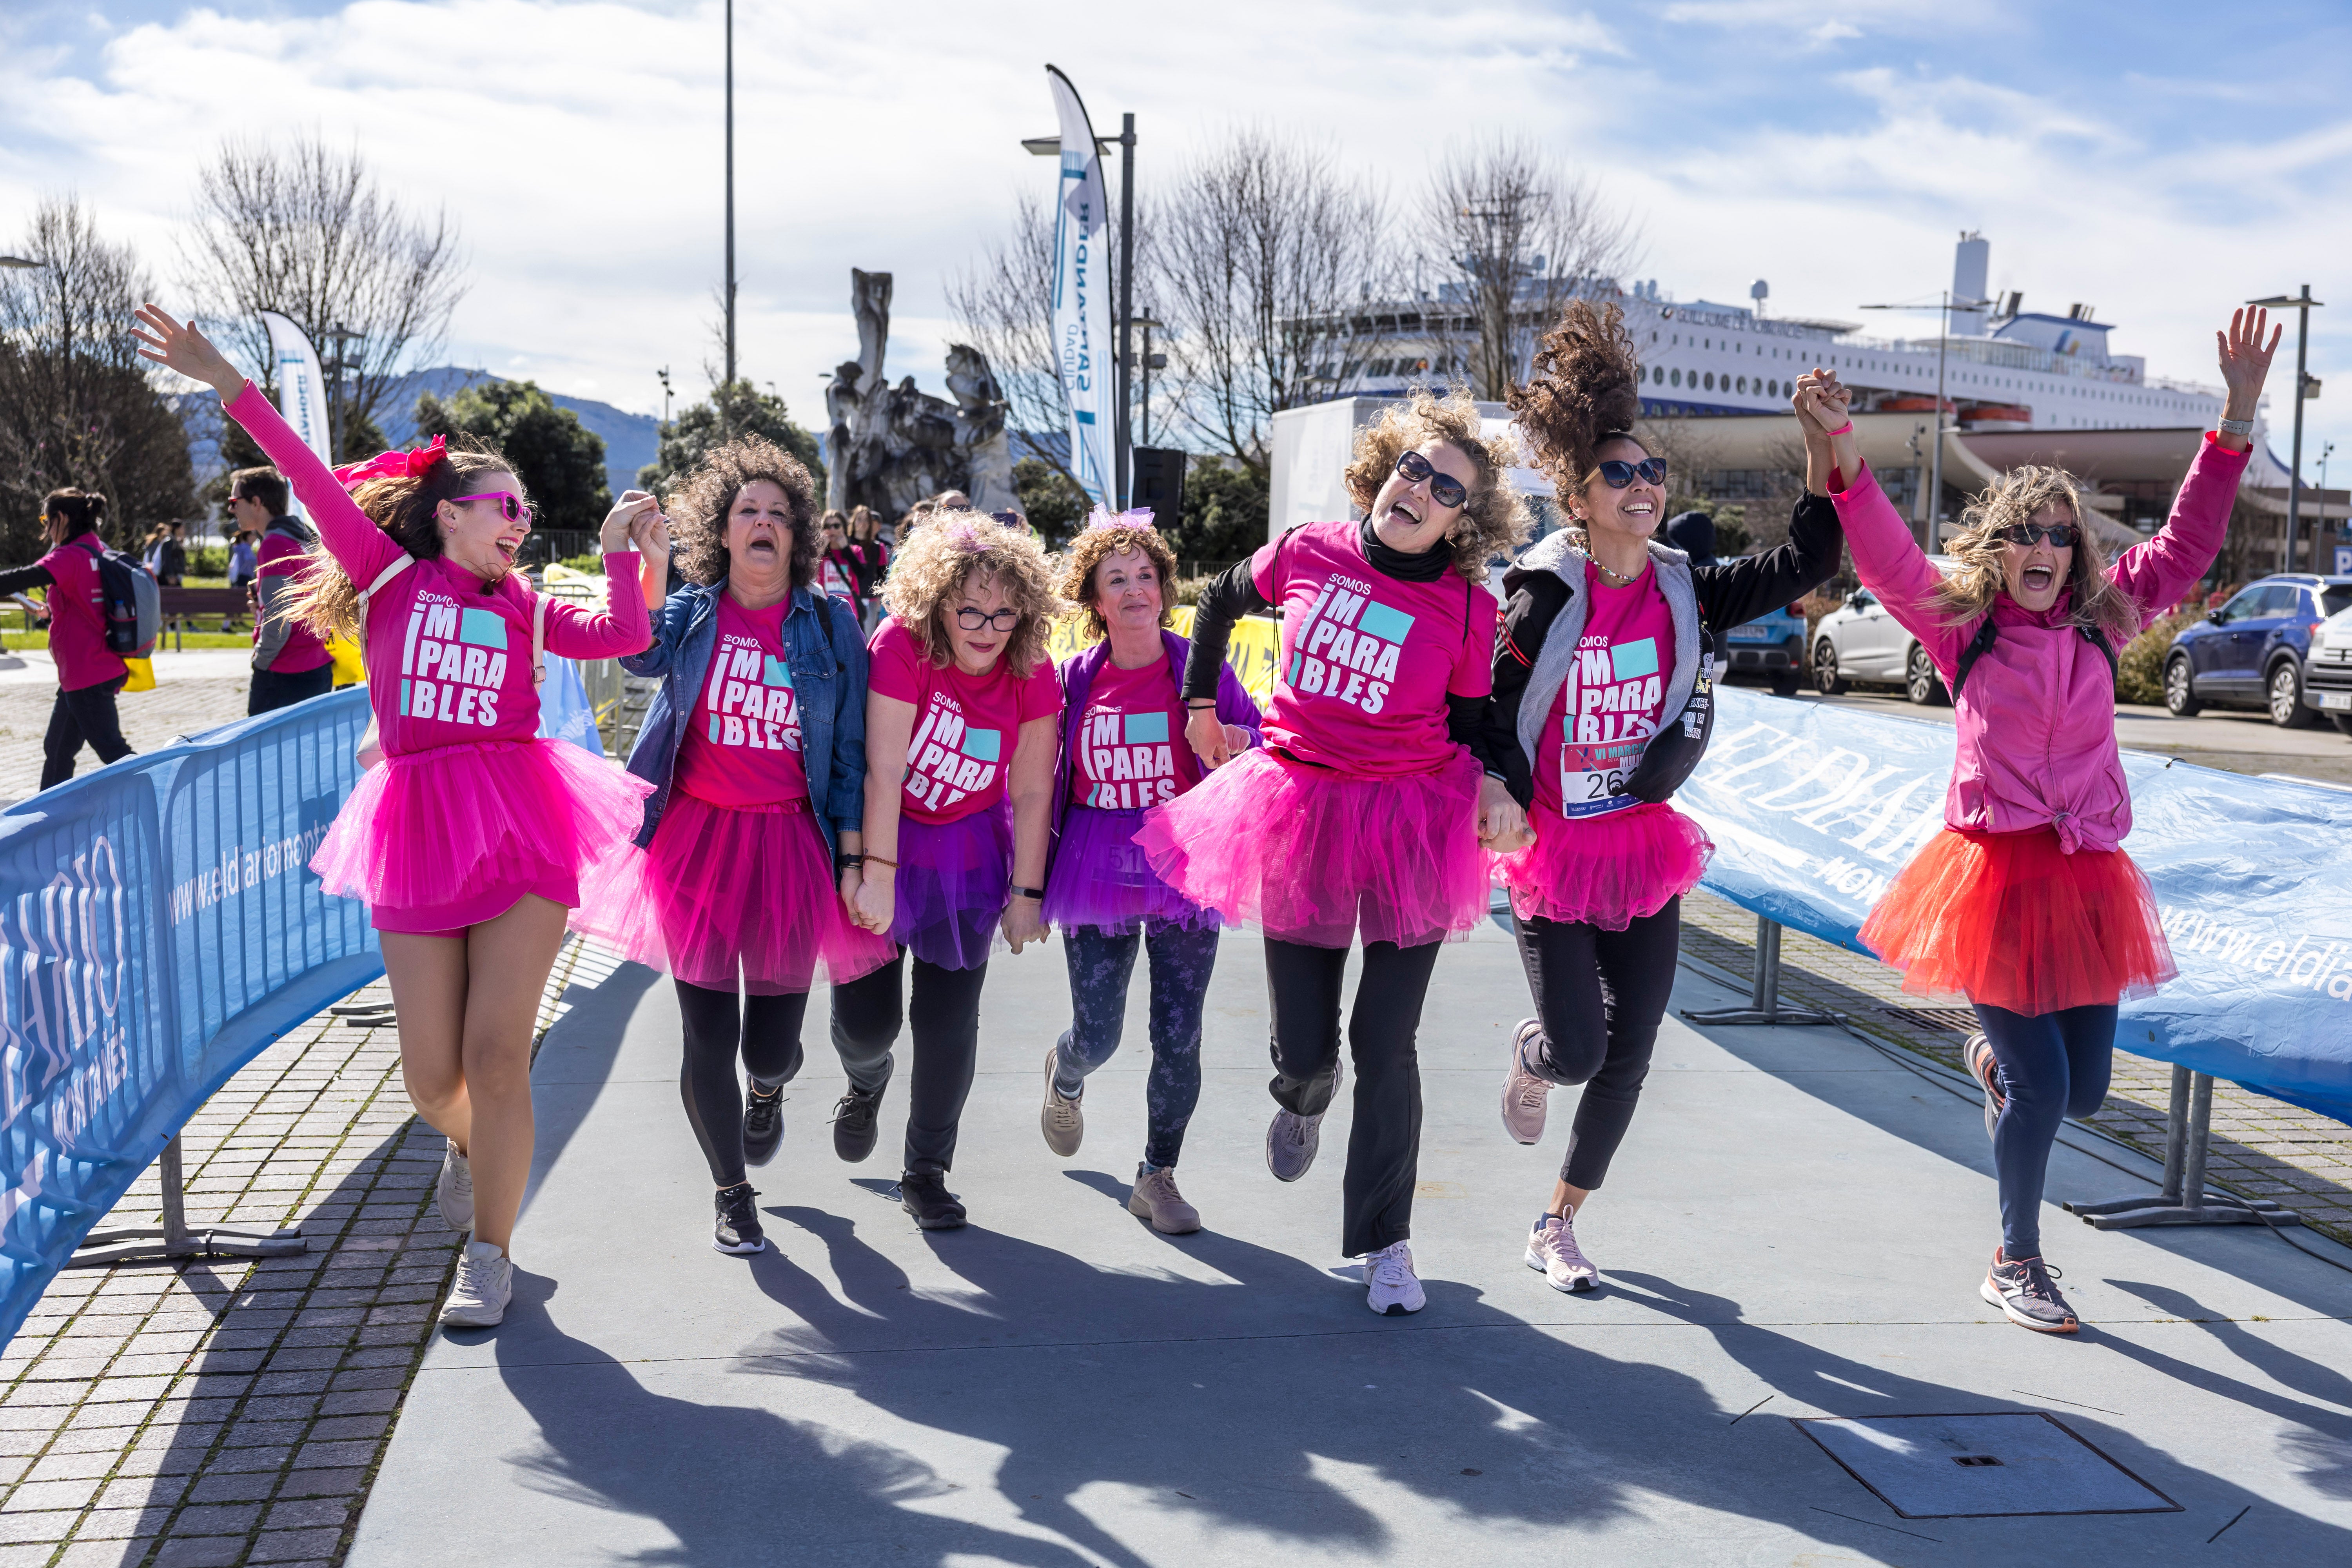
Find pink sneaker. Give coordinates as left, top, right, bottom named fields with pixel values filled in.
left=1524, top=1210, right=1600, bottom=1293
left=1500, top=1019, right=1550, bottom=1145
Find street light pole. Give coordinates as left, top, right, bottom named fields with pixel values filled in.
left=2249, top=287, right=2325, bottom=572
left=723, top=0, right=737, bottom=391
left=1862, top=290, right=1983, bottom=550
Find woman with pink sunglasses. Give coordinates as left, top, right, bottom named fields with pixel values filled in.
left=136, top=306, right=666, bottom=1331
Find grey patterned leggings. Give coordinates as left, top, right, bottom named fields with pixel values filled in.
left=1052, top=921, right=1222, bottom=1169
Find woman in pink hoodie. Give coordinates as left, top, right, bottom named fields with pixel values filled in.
left=1798, top=306, right=2278, bottom=1334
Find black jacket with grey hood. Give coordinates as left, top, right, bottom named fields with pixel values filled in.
left=1492, top=490, right=1844, bottom=809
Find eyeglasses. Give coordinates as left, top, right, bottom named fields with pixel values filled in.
left=452, top=491, right=534, bottom=527
left=2000, top=522, right=2078, bottom=548
left=1597, top=457, right=1668, bottom=489
left=954, top=606, right=1021, bottom=632
left=1394, top=450, right=1468, bottom=510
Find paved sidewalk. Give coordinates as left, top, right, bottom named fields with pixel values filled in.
left=0, top=651, right=258, bottom=808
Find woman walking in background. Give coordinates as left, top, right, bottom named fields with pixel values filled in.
left=1490, top=299, right=1845, bottom=1294
left=136, top=304, right=666, bottom=1330
left=1038, top=510, right=1261, bottom=1234
left=1803, top=305, right=2278, bottom=1332
left=1140, top=390, right=1531, bottom=1314
left=0, top=490, right=134, bottom=789
left=833, top=512, right=1063, bottom=1231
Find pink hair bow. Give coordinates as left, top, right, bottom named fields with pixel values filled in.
left=332, top=434, right=447, bottom=490
left=1083, top=506, right=1155, bottom=531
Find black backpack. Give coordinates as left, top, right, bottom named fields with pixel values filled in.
left=1952, top=617, right=2116, bottom=698
left=75, top=538, right=160, bottom=658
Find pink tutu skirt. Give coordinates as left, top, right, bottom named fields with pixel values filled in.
left=1137, top=746, right=1486, bottom=949
left=1490, top=800, right=1713, bottom=931
left=569, top=792, right=894, bottom=995
left=1044, top=805, right=1217, bottom=936
left=310, top=737, right=653, bottom=935
left=893, top=804, right=1014, bottom=971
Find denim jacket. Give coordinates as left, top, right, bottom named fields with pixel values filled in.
left=620, top=580, right=870, bottom=853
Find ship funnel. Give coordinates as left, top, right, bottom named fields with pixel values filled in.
left=1952, top=230, right=1990, bottom=335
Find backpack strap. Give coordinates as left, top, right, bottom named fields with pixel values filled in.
left=360, top=554, right=414, bottom=606
left=2080, top=622, right=2118, bottom=684
left=532, top=590, right=548, bottom=686
left=1951, top=617, right=2000, bottom=698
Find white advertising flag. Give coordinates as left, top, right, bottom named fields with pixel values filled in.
left=1046, top=65, right=1117, bottom=508
left=258, top=311, right=332, bottom=519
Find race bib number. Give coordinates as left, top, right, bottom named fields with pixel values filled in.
left=1559, top=738, right=1644, bottom=818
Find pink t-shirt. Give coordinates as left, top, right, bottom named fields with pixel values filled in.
left=1068, top=656, right=1200, bottom=810
left=1534, top=561, right=1675, bottom=820
left=255, top=527, right=329, bottom=673
left=1250, top=521, right=1495, bottom=777
left=224, top=383, right=652, bottom=758
left=36, top=537, right=128, bottom=691
left=673, top=593, right=809, bottom=808
left=869, top=617, right=1061, bottom=824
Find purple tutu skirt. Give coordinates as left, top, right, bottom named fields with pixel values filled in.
left=1137, top=746, right=1486, bottom=949
left=1490, top=800, right=1713, bottom=931
left=569, top=792, right=894, bottom=995
left=1044, top=805, right=1217, bottom=936
left=892, top=803, right=1013, bottom=971
left=310, top=737, right=652, bottom=934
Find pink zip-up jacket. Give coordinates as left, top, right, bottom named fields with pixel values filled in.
left=1830, top=432, right=2248, bottom=853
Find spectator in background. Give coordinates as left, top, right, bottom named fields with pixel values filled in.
left=1663, top=510, right=1718, bottom=568
left=232, top=465, right=335, bottom=715
left=897, top=498, right=939, bottom=547
left=226, top=524, right=259, bottom=632
left=817, top=509, right=863, bottom=611
left=848, top=504, right=890, bottom=633
left=0, top=490, right=134, bottom=789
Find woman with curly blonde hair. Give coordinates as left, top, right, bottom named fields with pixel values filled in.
left=831, top=511, right=1066, bottom=1229
left=1807, top=306, right=2279, bottom=1334
left=1034, top=510, right=1263, bottom=1234
left=1490, top=297, right=1846, bottom=1298
left=1138, top=388, right=1531, bottom=1314
left=572, top=436, right=889, bottom=1258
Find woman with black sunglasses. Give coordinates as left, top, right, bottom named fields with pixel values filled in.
left=1490, top=299, right=1846, bottom=1295
left=1800, top=306, right=2279, bottom=1334
left=1140, top=390, right=1530, bottom=1315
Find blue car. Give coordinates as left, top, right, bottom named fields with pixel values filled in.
left=1664, top=510, right=1806, bottom=696
left=2164, top=573, right=2352, bottom=727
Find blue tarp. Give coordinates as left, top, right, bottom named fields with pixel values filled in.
left=1682, top=686, right=2352, bottom=1125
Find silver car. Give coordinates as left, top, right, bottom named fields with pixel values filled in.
left=1811, top=556, right=1962, bottom=705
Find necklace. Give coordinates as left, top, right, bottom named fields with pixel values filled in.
left=1595, top=559, right=1640, bottom=588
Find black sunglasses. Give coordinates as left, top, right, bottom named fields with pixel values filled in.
left=1597, top=457, right=1668, bottom=489
left=1395, top=450, right=1468, bottom=510
left=2000, top=522, right=2079, bottom=548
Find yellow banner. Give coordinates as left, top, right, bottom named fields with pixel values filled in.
left=327, top=635, right=365, bottom=688
left=121, top=657, right=154, bottom=693
left=1042, top=608, right=1281, bottom=702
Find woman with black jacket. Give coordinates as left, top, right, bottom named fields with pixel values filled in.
left=1490, top=300, right=1844, bottom=1295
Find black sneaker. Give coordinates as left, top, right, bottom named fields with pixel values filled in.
left=832, top=1085, right=883, bottom=1163
left=1980, top=1249, right=2078, bottom=1333
left=744, top=1085, right=785, bottom=1168
left=713, top=1183, right=765, bottom=1255
left=898, top=1172, right=966, bottom=1231
left=1963, top=1033, right=2005, bottom=1139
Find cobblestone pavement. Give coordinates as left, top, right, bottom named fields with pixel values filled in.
left=0, top=652, right=257, bottom=808
left=1680, top=888, right=2352, bottom=1248
left=0, top=937, right=601, bottom=1568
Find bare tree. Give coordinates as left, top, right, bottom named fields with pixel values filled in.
left=0, top=196, right=196, bottom=560
left=181, top=134, right=466, bottom=459
left=1423, top=140, right=1637, bottom=401
left=944, top=192, right=1081, bottom=490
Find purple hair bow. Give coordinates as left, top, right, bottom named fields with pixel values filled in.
left=332, top=434, right=447, bottom=490
left=1084, top=506, right=1155, bottom=532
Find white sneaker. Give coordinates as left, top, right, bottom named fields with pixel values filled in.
left=437, top=1139, right=473, bottom=1231
left=1499, top=1019, right=1550, bottom=1145
left=1524, top=1210, right=1601, bottom=1293
left=440, top=1240, right=512, bottom=1329
left=1040, top=1042, right=1084, bottom=1157
left=1362, top=1241, right=1426, bottom=1316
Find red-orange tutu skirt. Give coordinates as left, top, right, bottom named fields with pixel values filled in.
left=1858, top=826, right=2174, bottom=1015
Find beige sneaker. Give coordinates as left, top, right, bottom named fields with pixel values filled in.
left=1127, top=1165, right=1201, bottom=1234
left=1040, top=1043, right=1084, bottom=1157
left=440, top=1240, right=512, bottom=1329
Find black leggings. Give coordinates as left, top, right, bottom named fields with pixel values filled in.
left=675, top=981, right=808, bottom=1188
left=1263, top=936, right=1442, bottom=1259
left=829, top=948, right=990, bottom=1178
left=1513, top=900, right=1681, bottom=1191
left=41, top=678, right=133, bottom=791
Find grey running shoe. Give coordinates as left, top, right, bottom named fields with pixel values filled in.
left=899, top=1172, right=966, bottom=1231
left=1981, top=1249, right=2078, bottom=1334
left=743, top=1085, right=784, bottom=1168
left=1040, top=1042, right=1084, bottom=1157
left=1266, top=1059, right=1341, bottom=1182
left=713, top=1183, right=765, bottom=1255
left=832, top=1085, right=883, bottom=1163
left=1964, top=1033, right=2005, bottom=1139
left=1524, top=1211, right=1600, bottom=1293
left=439, top=1240, right=512, bottom=1329
left=1500, top=1018, right=1550, bottom=1145
left=1127, top=1165, right=1201, bottom=1234
left=1363, top=1241, right=1425, bottom=1315
left=436, top=1139, right=473, bottom=1232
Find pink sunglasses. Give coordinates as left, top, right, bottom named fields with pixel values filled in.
left=452, top=491, right=535, bottom=527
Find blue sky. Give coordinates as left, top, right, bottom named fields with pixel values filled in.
left=4, top=1, right=2347, bottom=487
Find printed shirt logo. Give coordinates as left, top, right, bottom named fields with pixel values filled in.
left=701, top=635, right=801, bottom=753
left=905, top=694, right=1000, bottom=814
left=1078, top=704, right=1180, bottom=809
left=1283, top=573, right=1407, bottom=716
left=1559, top=635, right=1664, bottom=818
left=398, top=593, right=510, bottom=729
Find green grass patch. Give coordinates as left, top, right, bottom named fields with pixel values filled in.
left=3, top=631, right=255, bottom=652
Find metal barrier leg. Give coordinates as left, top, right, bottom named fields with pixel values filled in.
left=1682, top=916, right=1844, bottom=1028
left=65, top=1134, right=308, bottom=1267
left=2064, top=1070, right=2295, bottom=1230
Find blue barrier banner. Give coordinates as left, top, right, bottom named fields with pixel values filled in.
left=1681, top=686, right=2352, bottom=1124
left=538, top=655, right=604, bottom=758
left=0, top=688, right=383, bottom=1347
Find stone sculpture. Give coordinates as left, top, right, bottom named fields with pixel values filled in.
left=824, top=269, right=1015, bottom=519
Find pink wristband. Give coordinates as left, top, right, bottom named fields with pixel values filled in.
left=1823, top=421, right=1854, bottom=437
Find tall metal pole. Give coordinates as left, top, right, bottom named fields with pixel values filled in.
left=1116, top=113, right=1136, bottom=509
left=724, top=0, right=737, bottom=391
left=2285, top=283, right=2312, bottom=573
left=1928, top=290, right=1949, bottom=552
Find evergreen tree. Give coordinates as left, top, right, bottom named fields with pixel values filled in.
left=414, top=380, right=610, bottom=534
left=637, top=380, right=824, bottom=495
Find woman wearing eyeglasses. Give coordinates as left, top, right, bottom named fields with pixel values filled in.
left=831, top=512, right=1066, bottom=1230
left=1490, top=300, right=1846, bottom=1296
left=1140, top=390, right=1531, bottom=1315
left=134, top=305, right=665, bottom=1330
left=1800, top=306, right=2278, bottom=1334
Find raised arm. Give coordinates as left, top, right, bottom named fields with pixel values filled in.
left=1693, top=490, right=1845, bottom=631
left=542, top=554, right=653, bottom=659
left=1802, top=373, right=1964, bottom=670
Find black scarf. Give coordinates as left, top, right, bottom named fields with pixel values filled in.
left=1358, top=519, right=1453, bottom=583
